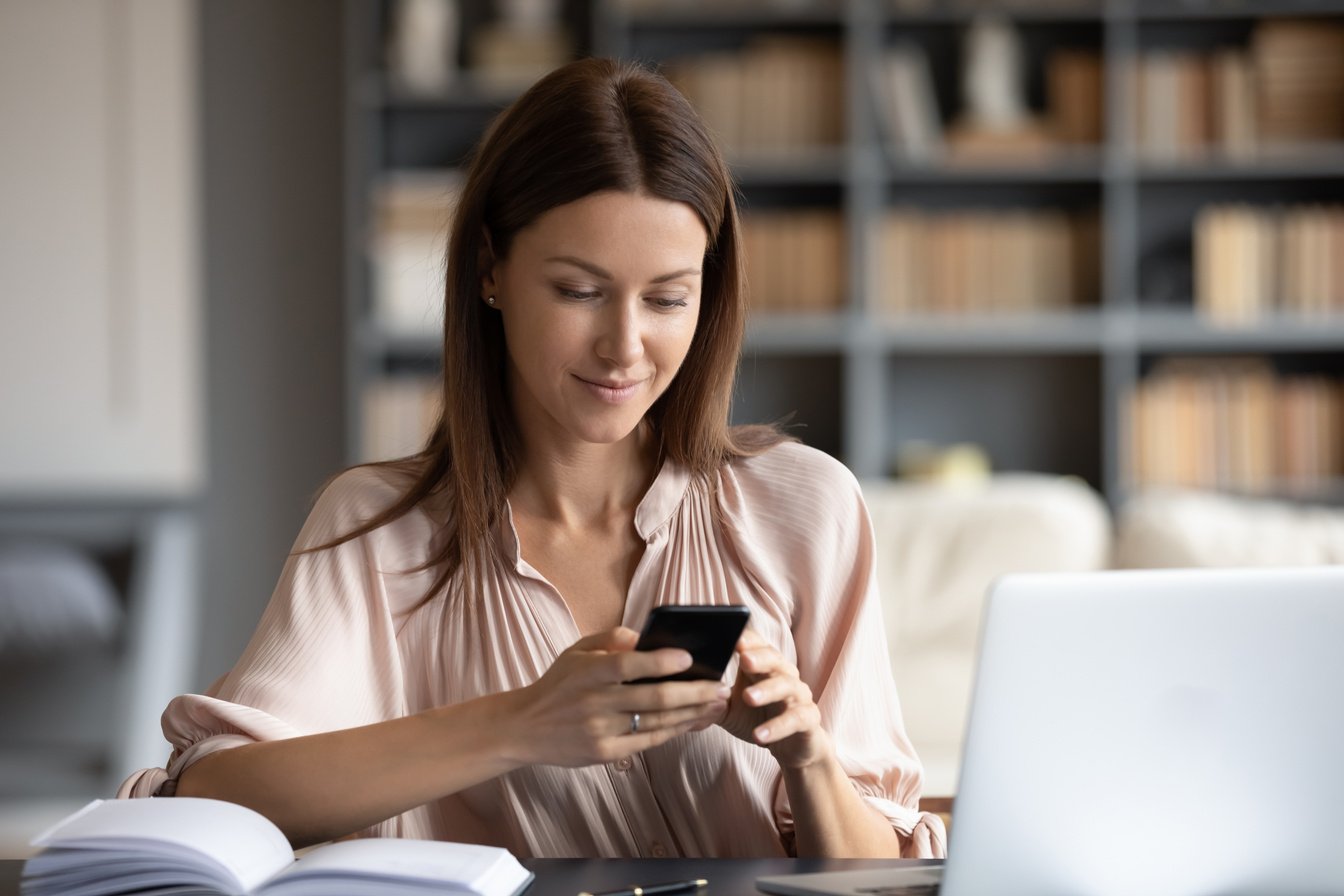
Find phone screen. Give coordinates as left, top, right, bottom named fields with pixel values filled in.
left=629, top=604, right=750, bottom=684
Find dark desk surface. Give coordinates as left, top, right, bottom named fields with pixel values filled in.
left=1, top=856, right=941, bottom=896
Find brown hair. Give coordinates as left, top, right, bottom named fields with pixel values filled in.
left=305, top=57, right=785, bottom=601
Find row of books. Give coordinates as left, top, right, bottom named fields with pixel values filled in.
left=1194, top=204, right=1344, bottom=324
left=366, top=175, right=848, bottom=327
left=1130, top=19, right=1344, bottom=161
left=384, top=0, right=570, bottom=97
left=616, top=0, right=840, bottom=9
left=366, top=185, right=1342, bottom=331
left=1128, top=359, right=1344, bottom=492
left=367, top=194, right=1103, bottom=324
left=873, top=45, right=1103, bottom=163
left=742, top=210, right=846, bottom=312
left=1251, top=18, right=1344, bottom=145
left=620, top=0, right=1096, bottom=12
left=874, top=208, right=1099, bottom=315
left=369, top=172, right=458, bottom=336
left=363, top=361, right=1344, bottom=494
left=665, top=37, right=844, bottom=156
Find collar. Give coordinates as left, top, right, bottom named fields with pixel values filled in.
left=496, top=456, right=693, bottom=572
left=633, top=457, right=692, bottom=542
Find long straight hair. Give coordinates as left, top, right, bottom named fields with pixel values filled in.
left=306, top=57, right=785, bottom=602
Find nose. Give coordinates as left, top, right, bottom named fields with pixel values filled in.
left=594, top=297, right=644, bottom=369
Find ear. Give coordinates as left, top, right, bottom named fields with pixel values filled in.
left=478, top=226, right=498, bottom=303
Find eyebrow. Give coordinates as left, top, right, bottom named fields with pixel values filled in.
left=545, top=256, right=701, bottom=284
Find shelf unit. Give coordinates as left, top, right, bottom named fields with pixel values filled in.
left=344, top=0, right=1344, bottom=505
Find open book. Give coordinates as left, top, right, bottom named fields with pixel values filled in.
left=22, top=798, right=535, bottom=896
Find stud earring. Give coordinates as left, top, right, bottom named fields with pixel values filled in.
left=486, top=295, right=496, bottom=306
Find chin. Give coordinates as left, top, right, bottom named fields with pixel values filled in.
left=576, top=425, right=642, bottom=446
left=570, top=412, right=648, bottom=446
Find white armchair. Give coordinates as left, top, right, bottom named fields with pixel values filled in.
left=863, top=474, right=1112, bottom=798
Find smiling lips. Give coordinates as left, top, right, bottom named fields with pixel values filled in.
left=575, top=374, right=643, bottom=404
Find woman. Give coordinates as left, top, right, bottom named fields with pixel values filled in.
left=120, top=57, right=945, bottom=860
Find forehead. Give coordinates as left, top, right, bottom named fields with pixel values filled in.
left=513, top=190, right=708, bottom=268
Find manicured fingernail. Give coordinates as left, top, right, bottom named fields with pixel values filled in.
left=675, top=651, right=693, bottom=669
left=716, top=685, right=732, bottom=699
left=746, top=687, right=762, bottom=703
left=755, top=726, right=770, bottom=742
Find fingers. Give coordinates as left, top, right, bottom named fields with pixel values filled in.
left=594, top=683, right=729, bottom=739
left=751, top=701, right=822, bottom=745
left=619, top=716, right=713, bottom=756
left=587, top=701, right=725, bottom=763
left=584, top=679, right=729, bottom=741
left=610, top=645, right=694, bottom=683
left=618, top=700, right=727, bottom=738
left=565, top=629, right=692, bottom=686
left=741, top=672, right=809, bottom=709
left=570, top=626, right=639, bottom=653
left=738, top=644, right=797, bottom=682
left=736, top=626, right=770, bottom=651
left=622, top=679, right=731, bottom=711
left=732, top=628, right=790, bottom=674
left=733, top=647, right=815, bottom=745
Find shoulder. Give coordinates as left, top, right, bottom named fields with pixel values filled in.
left=287, top=464, right=443, bottom=615
left=724, top=441, right=864, bottom=516
left=313, top=464, right=414, bottom=523
left=716, top=442, right=868, bottom=551
left=711, top=444, right=873, bottom=609
left=297, top=463, right=427, bottom=550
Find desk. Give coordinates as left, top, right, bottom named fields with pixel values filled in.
left=0, top=857, right=941, bottom=896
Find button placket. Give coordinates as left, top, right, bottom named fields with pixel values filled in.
left=607, top=751, right=679, bottom=858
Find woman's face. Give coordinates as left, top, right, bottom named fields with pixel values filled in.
left=485, top=190, right=707, bottom=453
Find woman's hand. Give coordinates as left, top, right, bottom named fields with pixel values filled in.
left=717, top=628, right=833, bottom=769
left=498, top=627, right=731, bottom=769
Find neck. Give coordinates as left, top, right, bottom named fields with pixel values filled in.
left=510, top=426, right=657, bottom=531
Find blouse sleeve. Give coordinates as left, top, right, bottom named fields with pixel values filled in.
left=722, top=444, right=947, bottom=858
left=117, top=467, right=416, bottom=799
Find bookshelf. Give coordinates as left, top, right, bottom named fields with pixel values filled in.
left=345, top=0, right=1344, bottom=506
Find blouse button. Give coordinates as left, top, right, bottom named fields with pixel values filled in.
left=614, top=757, right=633, bottom=772
left=650, top=841, right=668, bottom=857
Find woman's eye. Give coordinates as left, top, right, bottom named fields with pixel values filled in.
left=651, top=296, right=689, bottom=309
left=558, top=287, right=600, bottom=301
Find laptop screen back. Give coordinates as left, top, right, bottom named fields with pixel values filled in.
left=942, top=567, right=1344, bottom=896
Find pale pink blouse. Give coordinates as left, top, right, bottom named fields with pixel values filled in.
left=120, top=442, right=946, bottom=859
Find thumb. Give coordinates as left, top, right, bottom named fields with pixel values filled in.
left=571, top=625, right=639, bottom=654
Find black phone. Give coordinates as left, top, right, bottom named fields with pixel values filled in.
left=629, top=604, right=751, bottom=684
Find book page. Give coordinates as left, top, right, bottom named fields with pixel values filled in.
left=31, top=798, right=293, bottom=894
left=264, top=838, right=530, bottom=896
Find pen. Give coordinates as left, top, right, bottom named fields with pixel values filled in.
left=578, top=878, right=708, bottom=896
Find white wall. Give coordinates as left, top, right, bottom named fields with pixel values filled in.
left=0, top=0, right=203, bottom=499
left=0, top=0, right=346, bottom=756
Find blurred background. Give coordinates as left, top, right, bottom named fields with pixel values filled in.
left=2, top=0, right=1343, bottom=853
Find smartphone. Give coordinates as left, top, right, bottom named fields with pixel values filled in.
left=629, top=604, right=750, bottom=684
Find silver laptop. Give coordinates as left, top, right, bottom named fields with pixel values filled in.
left=759, top=566, right=1344, bottom=896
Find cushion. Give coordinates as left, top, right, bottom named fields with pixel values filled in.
left=1115, top=489, right=1344, bottom=568
left=862, top=474, right=1111, bottom=795
left=0, top=541, right=121, bottom=655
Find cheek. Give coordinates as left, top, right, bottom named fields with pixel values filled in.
left=505, top=307, right=586, bottom=375
left=657, top=316, right=700, bottom=375
left=673, top=307, right=702, bottom=355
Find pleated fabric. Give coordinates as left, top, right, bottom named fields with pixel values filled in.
left=118, top=442, right=945, bottom=859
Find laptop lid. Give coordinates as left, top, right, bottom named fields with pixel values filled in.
left=757, top=865, right=941, bottom=896
left=942, top=566, right=1344, bottom=896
